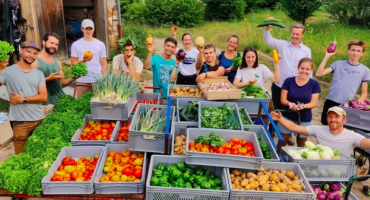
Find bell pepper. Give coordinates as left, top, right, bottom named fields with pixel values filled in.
left=158, top=175, right=168, bottom=184
left=213, top=177, right=222, bottom=185
left=195, top=175, right=205, bottom=184
left=209, top=179, right=217, bottom=188
left=153, top=169, right=163, bottom=177
left=194, top=185, right=201, bottom=189
left=204, top=169, right=211, bottom=176
left=163, top=171, right=169, bottom=177
left=178, top=181, right=186, bottom=188
left=170, top=169, right=182, bottom=180
left=209, top=174, right=216, bottom=180
left=185, top=182, right=192, bottom=188
left=175, top=162, right=186, bottom=172
left=166, top=165, right=177, bottom=173
left=157, top=163, right=166, bottom=171
left=214, top=186, right=222, bottom=190
left=150, top=177, right=159, bottom=186
left=195, top=167, right=204, bottom=175
left=188, top=175, right=195, bottom=183
left=183, top=172, right=191, bottom=182
left=185, top=166, right=194, bottom=175
left=201, top=182, right=212, bottom=189
left=159, top=182, right=171, bottom=187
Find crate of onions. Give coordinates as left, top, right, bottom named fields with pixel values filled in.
left=197, top=76, right=241, bottom=100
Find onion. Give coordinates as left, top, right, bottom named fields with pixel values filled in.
left=176, top=49, right=186, bottom=60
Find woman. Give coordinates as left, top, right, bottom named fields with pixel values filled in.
left=195, top=44, right=225, bottom=82
left=174, top=33, right=199, bottom=85
left=277, top=58, right=321, bottom=147
left=218, top=35, right=241, bottom=83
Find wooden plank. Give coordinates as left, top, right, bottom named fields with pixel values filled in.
left=198, top=76, right=241, bottom=100
left=94, top=0, right=110, bottom=59
left=20, top=0, right=40, bottom=44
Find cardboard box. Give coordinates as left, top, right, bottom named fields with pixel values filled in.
left=0, top=120, right=13, bottom=150
left=197, top=76, right=241, bottom=100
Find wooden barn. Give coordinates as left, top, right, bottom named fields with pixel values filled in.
left=18, top=0, right=121, bottom=60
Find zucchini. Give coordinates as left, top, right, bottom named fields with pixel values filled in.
left=180, top=112, right=191, bottom=121
left=189, top=103, right=198, bottom=114
left=257, top=21, right=285, bottom=28
left=181, top=105, right=188, bottom=115
left=263, top=18, right=281, bottom=22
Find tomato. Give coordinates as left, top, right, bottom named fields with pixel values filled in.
left=222, top=143, right=232, bottom=149
left=200, top=147, right=209, bottom=152
left=101, top=123, right=110, bottom=129
left=228, top=141, right=234, bottom=146
left=238, top=147, right=247, bottom=154
left=127, top=175, right=136, bottom=181
left=230, top=149, right=239, bottom=155
left=188, top=141, right=195, bottom=148
left=231, top=138, right=240, bottom=145
left=100, top=175, right=110, bottom=182
left=246, top=145, right=254, bottom=152
left=245, top=142, right=253, bottom=147
left=75, top=177, right=86, bottom=182
left=108, top=152, right=116, bottom=158
left=239, top=139, right=247, bottom=146
left=62, top=156, right=76, bottom=166
left=232, top=144, right=242, bottom=150
left=122, top=151, right=131, bottom=157
left=216, top=147, right=225, bottom=154
left=174, top=26, right=178, bottom=31
left=123, top=165, right=134, bottom=176
left=194, top=143, right=203, bottom=149
left=224, top=149, right=231, bottom=154
left=57, top=165, right=65, bottom=171
left=211, top=146, right=219, bottom=151
left=133, top=168, right=142, bottom=179
left=144, top=99, right=150, bottom=104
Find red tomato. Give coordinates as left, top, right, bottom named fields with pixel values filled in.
left=144, top=99, right=150, bottom=104
left=211, top=146, right=218, bottom=151
left=123, top=166, right=134, bottom=176
left=230, top=149, right=239, bottom=155
left=216, top=147, right=225, bottom=154
left=246, top=145, right=254, bottom=152
left=228, top=141, right=234, bottom=146
left=174, top=26, right=178, bottom=31
left=232, top=144, right=242, bottom=150
left=224, top=149, right=231, bottom=154
left=62, top=156, right=76, bottom=166
left=231, top=138, right=240, bottom=145
left=58, top=165, right=65, bottom=171
left=133, top=168, right=142, bottom=179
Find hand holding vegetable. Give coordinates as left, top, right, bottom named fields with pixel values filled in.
left=171, top=26, right=177, bottom=37
left=357, top=97, right=365, bottom=104
left=249, top=78, right=257, bottom=84
left=146, top=42, right=153, bottom=53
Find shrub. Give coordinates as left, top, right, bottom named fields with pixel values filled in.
left=120, top=25, right=149, bottom=60
left=244, top=0, right=278, bottom=12
left=324, top=0, right=370, bottom=27
left=124, top=2, right=147, bottom=24
left=204, top=0, right=246, bottom=21
left=280, top=0, right=322, bottom=25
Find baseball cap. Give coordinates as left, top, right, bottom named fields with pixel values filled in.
left=21, top=40, right=40, bottom=51
left=81, top=19, right=94, bottom=29
left=327, top=106, right=346, bottom=117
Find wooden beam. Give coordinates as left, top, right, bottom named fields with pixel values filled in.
left=20, top=0, right=40, bottom=44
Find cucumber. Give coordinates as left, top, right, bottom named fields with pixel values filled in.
left=180, top=112, right=191, bottom=121
left=181, top=105, right=188, bottom=115
left=263, top=18, right=281, bottom=22
left=257, top=21, right=285, bottom=28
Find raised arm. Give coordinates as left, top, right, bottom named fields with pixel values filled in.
left=145, top=43, right=153, bottom=70
left=270, top=111, right=309, bottom=136
left=269, top=57, right=281, bottom=83
left=195, top=46, right=204, bottom=70
left=263, top=26, right=280, bottom=49
left=316, top=52, right=335, bottom=77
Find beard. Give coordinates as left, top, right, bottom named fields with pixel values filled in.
left=45, top=46, right=57, bottom=55
left=22, top=56, right=35, bottom=65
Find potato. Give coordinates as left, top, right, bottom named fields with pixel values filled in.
left=270, top=176, right=279, bottom=183
left=286, top=171, right=295, bottom=180
left=247, top=172, right=257, bottom=179
left=245, top=184, right=251, bottom=190
left=273, top=170, right=280, bottom=175
left=241, top=172, right=247, bottom=179
left=174, top=147, right=181, bottom=152
left=262, top=183, right=270, bottom=191
left=231, top=169, right=240, bottom=176
left=257, top=172, right=264, bottom=176
left=233, top=179, right=240, bottom=186
left=291, top=184, right=302, bottom=191
left=259, top=180, right=267, bottom=186
left=189, top=88, right=195, bottom=93
left=241, top=179, right=249, bottom=187
left=280, top=169, right=287, bottom=175
left=234, top=176, right=242, bottom=181
left=232, top=184, right=236, bottom=189
left=180, top=135, right=186, bottom=140
left=173, top=86, right=180, bottom=93
left=230, top=174, right=235, bottom=179
left=182, top=149, right=186, bottom=155
left=249, top=181, right=259, bottom=189
left=248, top=177, right=255, bottom=182
left=277, top=183, right=288, bottom=192
left=271, top=184, right=281, bottom=192
left=195, top=88, right=199, bottom=93
left=257, top=167, right=265, bottom=172
left=182, top=87, right=187, bottom=92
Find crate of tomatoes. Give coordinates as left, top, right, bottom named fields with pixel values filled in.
left=41, top=146, right=104, bottom=194
left=71, top=114, right=119, bottom=146
left=111, top=116, right=133, bottom=144
left=94, top=144, right=147, bottom=194
left=186, top=128, right=263, bottom=169
left=132, top=93, right=160, bottom=114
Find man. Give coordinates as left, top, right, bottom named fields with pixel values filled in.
left=71, top=19, right=107, bottom=98
left=31, top=32, right=77, bottom=114
left=270, top=106, right=370, bottom=156
left=0, top=41, right=47, bottom=154
left=145, top=37, right=177, bottom=104
left=316, top=40, right=370, bottom=125
left=263, top=24, right=311, bottom=145
left=112, top=39, right=143, bottom=81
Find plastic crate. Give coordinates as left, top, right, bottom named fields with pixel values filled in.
left=171, top=122, right=198, bottom=157
left=199, top=101, right=243, bottom=131
left=129, top=104, right=175, bottom=153
left=167, top=84, right=206, bottom=107
left=281, top=147, right=355, bottom=182
left=185, top=128, right=263, bottom=169
left=227, top=162, right=314, bottom=200
left=93, top=144, right=147, bottom=194
left=91, top=94, right=137, bottom=121
left=310, top=182, right=359, bottom=200
left=146, top=155, right=230, bottom=200
left=243, top=125, right=279, bottom=162
left=219, top=90, right=269, bottom=115
left=132, top=92, right=161, bottom=114
left=41, top=146, right=104, bottom=194
left=341, top=106, right=370, bottom=132
left=239, top=107, right=253, bottom=125
left=176, top=98, right=201, bottom=122
left=71, top=114, right=119, bottom=146
left=110, top=115, right=133, bottom=144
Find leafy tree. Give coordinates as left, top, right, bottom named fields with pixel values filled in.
left=244, top=0, right=278, bottom=12
left=204, top=0, right=246, bottom=21
left=280, top=0, right=322, bottom=25
left=324, top=0, right=370, bottom=27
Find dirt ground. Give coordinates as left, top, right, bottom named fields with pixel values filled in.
left=0, top=37, right=369, bottom=199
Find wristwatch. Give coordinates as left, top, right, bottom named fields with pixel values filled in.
left=23, top=97, right=27, bottom=103
left=205, top=72, right=207, bottom=77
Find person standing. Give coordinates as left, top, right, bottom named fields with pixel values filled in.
left=0, top=41, right=47, bottom=154
left=31, top=32, right=77, bottom=114
left=71, top=19, right=107, bottom=98
left=145, top=37, right=177, bottom=104
left=263, top=24, right=311, bottom=145
left=195, top=44, right=225, bottom=82
left=218, top=35, right=241, bottom=84
left=316, top=40, right=370, bottom=125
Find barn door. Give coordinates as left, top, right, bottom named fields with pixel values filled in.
left=94, top=0, right=110, bottom=59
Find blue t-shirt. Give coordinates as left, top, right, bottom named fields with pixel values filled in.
left=281, top=77, right=321, bottom=122
left=218, top=52, right=240, bottom=83
left=150, top=55, right=175, bottom=98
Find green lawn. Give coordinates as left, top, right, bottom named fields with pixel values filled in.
left=147, top=9, right=370, bottom=85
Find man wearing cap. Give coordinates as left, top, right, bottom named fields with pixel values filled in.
left=71, top=19, right=107, bottom=98
left=270, top=106, right=370, bottom=156
left=0, top=40, right=47, bottom=154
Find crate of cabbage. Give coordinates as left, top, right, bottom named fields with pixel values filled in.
left=281, top=141, right=355, bottom=182
left=90, top=70, right=140, bottom=121
left=146, top=155, right=230, bottom=200
left=168, top=84, right=206, bottom=107
left=199, top=101, right=243, bottom=131
left=198, top=77, right=241, bottom=100
left=177, top=98, right=200, bottom=122
left=129, top=104, right=175, bottom=153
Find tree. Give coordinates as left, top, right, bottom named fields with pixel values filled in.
left=280, top=0, right=322, bottom=25
left=204, top=0, right=246, bottom=21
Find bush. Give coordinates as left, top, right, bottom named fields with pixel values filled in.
left=204, top=0, right=246, bottom=21
left=121, top=25, right=148, bottom=60
left=244, top=0, right=278, bottom=12
left=324, top=0, right=370, bottom=27
left=124, top=2, right=147, bottom=24
left=280, top=0, right=322, bottom=25
left=143, top=0, right=205, bottom=27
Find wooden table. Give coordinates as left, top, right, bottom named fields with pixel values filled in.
left=0, top=189, right=145, bottom=200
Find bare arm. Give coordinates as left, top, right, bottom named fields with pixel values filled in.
left=195, top=46, right=204, bottom=70
left=100, top=57, right=107, bottom=77
left=304, top=93, right=320, bottom=109
left=126, top=56, right=141, bottom=81
left=145, top=44, right=153, bottom=70
left=270, top=111, right=309, bottom=136
left=360, top=138, right=370, bottom=149
left=197, top=66, right=225, bottom=82
left=58, top=60, right=76, bottom=87
left=170, top=60, right=180, bottom=83
left=357, top=82, right=368, bottom=104
left=9, top=86, right=48, bottom=104
left=280, top=89, right=290, bottom=106
left=233, top=77, right=251, bottom=87
left=316, top=52, right=335, bottom=77
left=71, top=56, right=91, bottom=65
left=269, top=62, right=281, bottom=84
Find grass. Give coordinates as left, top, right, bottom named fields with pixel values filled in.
left=147, top=9, right=370, bottom=87
left=0, top=98, right=10, bottom=113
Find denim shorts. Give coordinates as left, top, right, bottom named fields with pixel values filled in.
left=277, top=118, right=310, bottom=138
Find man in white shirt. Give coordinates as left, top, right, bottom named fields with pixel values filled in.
left=270, top=106, right=370, bottom=156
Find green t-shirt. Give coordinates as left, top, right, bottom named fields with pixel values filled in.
left=150, top=55, right=175, bottom=98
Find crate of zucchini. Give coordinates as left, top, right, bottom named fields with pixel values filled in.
left=167, top=84, right=206, bottom=107
left=129, top=104, right=175, bottom=153
left=177, top=98, right=200, bottom=122
left=199, top=101, right=243, bottom=131
left=146, top=155, right=230, bottom=200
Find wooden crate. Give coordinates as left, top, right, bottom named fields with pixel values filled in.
left=197, top=76, right=241, bottom=100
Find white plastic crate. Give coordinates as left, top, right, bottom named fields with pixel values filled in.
left=167, top=84, right=206, bottom=107
left=171, top=122, right=198, bottom=157
left=110, top=115, right=133, bottom=144
left=91, top=94, right=137, bottom=121
left=310, top=182, right=359, bottom=200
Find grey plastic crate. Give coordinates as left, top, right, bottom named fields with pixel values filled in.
left=243, top=125, right=279, bottom=162
left=199, top=101, right=243, bottom=131
left=110, top=115, right=133, bottom=144
left=129, top=104, right=175, bottom=153
left=71, top=114, right=119, bottom=146
left=227, top=162, right=314, bottom=200
left=167, top=84, right=206, bottom=107
left=91, top=94, right=137, bottom=121
left=218, top=90, right=269, bottom=115
left=146, top=155, right=230, bottom=200
left=171, top=122, right=198, bottom=157
left=132, top=92, right=160, bottom=114
left=93, top=144, right=147, bottom=194
left=176, top=98, right=200, bottom=122
left=239, top=107, right=253, bottom=125
left=41, top=146, right=104, bottom=194
left=310, top=182, right=359, bottom=200
left=186, top=128, right=263, bottom=169
left=281, top=147, right=355, bottom=182
left=341, top=106, right=370, bottom=132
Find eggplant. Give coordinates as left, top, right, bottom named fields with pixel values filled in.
left=176, top=49, right=187, bottom=60
left=348, top=97, right=370, bottom=110
left=327, top=42, right=336, bottom=53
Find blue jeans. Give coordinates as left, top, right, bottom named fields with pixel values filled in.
left=277, top=118, right=310, bottom=138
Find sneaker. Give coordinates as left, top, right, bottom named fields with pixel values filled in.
left=287, top=137, right=295, bottom=146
